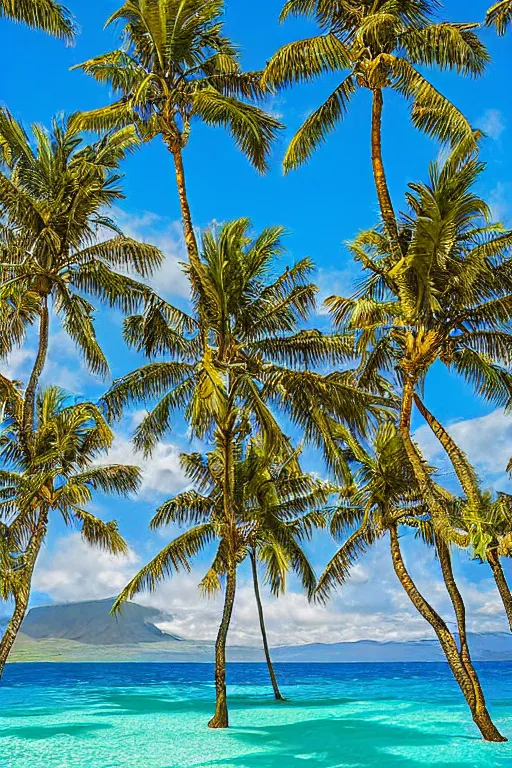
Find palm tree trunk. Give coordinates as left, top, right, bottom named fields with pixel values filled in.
left=488, top=549, right=512, bottom=632
left=389, top=525, right=506, bottom=741
left=170, top=146, right=201, bottom=271
left=249, top=549, right=284, bottom=701
left=0, top=509, right=48, bottom=679
left=399, top=377, right=453, bottom=540
left=22, top=295, right=49, bottom=440
left=208, top=557, right=237, bottom=729
left=371, top=89, right=400, bottom=248
left=414, top=395, right=479, bottom=510
left=208, top=420, right=237, bottom=729
left=435, top=535, right=502, bottom=740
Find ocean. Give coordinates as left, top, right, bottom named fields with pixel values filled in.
left=1, top=662, right=512, bottom=767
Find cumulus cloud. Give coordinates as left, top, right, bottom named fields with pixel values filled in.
left=415, top=408, right=512, bottom=484
left=97, top=434, right=189, bottom=499
left=34, top=533, right=140, bottom=603
left=114, top=210, right=190, bottom=300
left=32, top=532, right=512, bottom=645
left=479, top=108, right=505, bottom=140
left=3, top=325, right=103, bottom=395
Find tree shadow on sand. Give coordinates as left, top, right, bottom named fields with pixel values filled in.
left=184, top=716, right=503, bottom=768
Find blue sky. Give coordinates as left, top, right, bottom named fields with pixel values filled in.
left=2, top=0, right=512, bottom=646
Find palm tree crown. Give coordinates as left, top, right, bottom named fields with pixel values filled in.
left=71, top=0, right=282, bottom=172
left=113, top=439, right=329, bottom=606
left=327, top=143, right=512, bottom=412
left=264, top=0, right=487, bottom=171
left=0, top=0, right=75, bottom=40
left=0, top=110, right=163, bottom=437
left=486, top=0, right=512, bottom=35
left=263, top=0, right=488, bottom=247
left=104, top=217, right=385, bottom=483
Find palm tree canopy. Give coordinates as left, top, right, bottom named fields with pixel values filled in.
left=71, top=0, right=283, bottom=172
left=0, top=383, right=141, bottom=556
left=263, top=0, right=488, bottom=170
left=0, top=110, right=164, bottom=375
left=0, top=0, right=75, bottom=40
left=104, top=217, right=389, bottom=484
left=451, top=491, right=512, bottom=561
left=316, top=420, right=431, bottom=601
left=326, top=141, right=512, bottom=408
left=113, top=438, right=330, bottom=608
left=486, top=0, right=512, bottom=35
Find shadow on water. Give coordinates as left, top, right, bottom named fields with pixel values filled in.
left=183, top=717, right=496, bottom=768
left=0, top=722, right=112, bottom=740
left=102, top=693, right=358, bottom=717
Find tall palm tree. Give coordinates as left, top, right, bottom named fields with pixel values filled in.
left=0, top=383, right=141, bottom=676
left=316, top=420, right=505, bottom=742
left=104, top=218, right=384, bottom=726
left=114, top=440, right=329, bottom=713
left=0, top=110, right=163, bottom=441
left=70, top=0, right=283, bottom=271
left=262, top=0, right=488, bottom=248
left=0, top=0, right=75, bottom=40
left=326, top=141, right=512, bottom=538
left=486, top=0, right=512, bottom=34
left=410, top=393, right=512, bottom=632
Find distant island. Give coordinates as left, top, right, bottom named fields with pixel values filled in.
left=3, top=599, right=512, bottom=664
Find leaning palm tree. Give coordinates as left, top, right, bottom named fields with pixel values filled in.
left=316, top=420, right=505, bottom=741
left=486, top=0, right=512, bottom=34
left=0, top=0, right=75, bottom=40
left=105, top=218, right=385, bottom=726
left=114, top=440, right=329, bottom=710
left=263, top=0, right=488, bottom=248
left=0, top=110, right=163, bottom=440
left=71, top=0, right=282, bottom=271
left=326, top=140, right=512, bottom=540
left=0, top=383, right=141, bottom=676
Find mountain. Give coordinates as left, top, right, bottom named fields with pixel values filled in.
left=5, top=598, right=512, bottom=663
left=20, top=598, right=181, bottom=645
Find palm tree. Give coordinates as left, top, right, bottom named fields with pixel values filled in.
left=203, top=438, right=330, bottom=701
left=0, top=110, right=163, bottom=441
left=486, top=0, right=512, bottom=34
left=316, top=420, right=505, bottom=742
left=409, top=393, right=512, bottom=629
left=0, top=0, right=75, bottom=40
left=0, top=383, right=141, bottom=676
left=70, top=0, right=283, bottom=271
left=113, top=439, right=329, bottom=710
left=104, top=218, right=384, bottom=726
left=326, top=141, right=512, bottom=539
left=262, top=0, right=488, bottom=247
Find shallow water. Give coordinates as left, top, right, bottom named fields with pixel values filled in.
left=1, top=662, right=512, bottom=767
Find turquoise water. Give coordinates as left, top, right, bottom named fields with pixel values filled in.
left=1, top=663, right=512, bottom=767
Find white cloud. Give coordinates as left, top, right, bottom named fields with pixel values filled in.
left=34, top=533, right=140, bottom=603
left=3, top=324, right=103, bottom=395
left=415, top=408, right=512, bottom=483
left=114, top=210, right=190, bottom=300
left=33, top=532, right=512, bottom=645
left=98, top=434, right=189, bottom=499
left=2, top=347, right=34, bottom=381
left=489, top=182, right=512, bottom=224
left=479, top=108, right=505, bottom=140
left=315, top=264, right=358, bottom=316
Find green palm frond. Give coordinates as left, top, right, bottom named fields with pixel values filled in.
left=486, top=0, right=512, bottom=34
left=0, top=0, right=75, bottom=40
left=112, top=523, right=217, bottom=611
